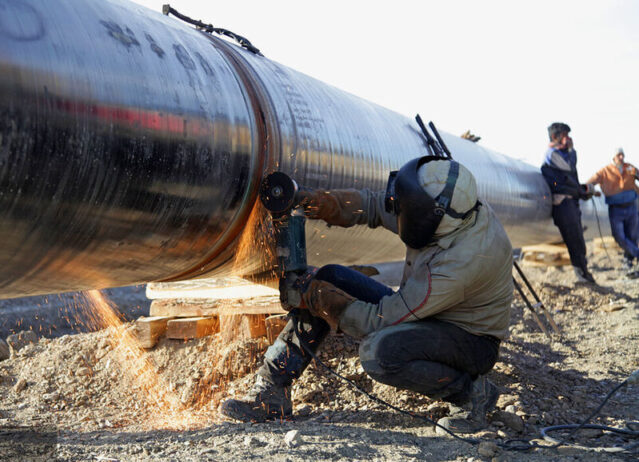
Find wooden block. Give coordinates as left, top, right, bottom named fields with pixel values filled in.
left=265, top=314, right=289, bottom=343
left=134, top=316, right=172, bottom=349
left=521, top=244, right=570, bottom=266
left=146, top=277, right=279, bottom=300
left=219, top=314, right=268, bottom=342
left=593, top=236, right=621, bottom=251
left=149, top=298, right=286, bottom=318
left=166, top=317, right=219, bottom=340
left=244, top=314, right=267, bottom=338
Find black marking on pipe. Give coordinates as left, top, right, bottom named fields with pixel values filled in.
left=100, top=20, right=140, bottom=48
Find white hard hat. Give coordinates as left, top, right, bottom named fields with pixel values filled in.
left=418, top=160, right=478, bottom=236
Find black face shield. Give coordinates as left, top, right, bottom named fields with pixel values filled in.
left=384, top=156, right=477, bottom=249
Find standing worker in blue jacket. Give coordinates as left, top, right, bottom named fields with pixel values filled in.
left=541, top=122, right=596, bottom=284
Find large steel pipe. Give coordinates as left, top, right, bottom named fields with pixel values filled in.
left=0, top=0, right=607, bottom=299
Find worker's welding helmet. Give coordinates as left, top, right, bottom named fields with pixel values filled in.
left=384, top=156, right=479, bottom=249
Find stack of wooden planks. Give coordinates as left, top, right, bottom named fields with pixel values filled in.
left=133, top=265, right=405, bottom=349
left=133, top=277, right=288, bottom=348
left=592, top=236, right=621, bottom=252
left=520, top=243, right=571, bottom=267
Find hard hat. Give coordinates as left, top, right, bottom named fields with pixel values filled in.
left=419, top=159, right=478, bottom=237
left=384, top=156, right=479, bottom=249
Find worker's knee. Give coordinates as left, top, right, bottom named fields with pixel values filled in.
left=314, top=264, right=348, bottom=283
left=358, top=328, right=405, bottom=379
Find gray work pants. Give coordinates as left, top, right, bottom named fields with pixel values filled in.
left=257, top=265, right=500, bottom=403
left=359, top=318, right=500, bottom=403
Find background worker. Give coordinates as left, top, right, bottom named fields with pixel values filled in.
left=221, top=157, right=513, bottom=434
left=541, top=122, right=596, bottom=283
left=586, top=148, right=639, bottom=272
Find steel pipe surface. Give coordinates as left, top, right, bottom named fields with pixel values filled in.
left=0, top=0, right=608, bottom=299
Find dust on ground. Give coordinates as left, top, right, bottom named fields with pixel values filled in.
left=0, top=246, right=637, bottom=461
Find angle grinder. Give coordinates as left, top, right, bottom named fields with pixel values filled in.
left=259, top=172, right=316, bottom=309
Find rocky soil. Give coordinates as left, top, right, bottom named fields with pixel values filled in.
left=0, top=245, right=637, bottom=461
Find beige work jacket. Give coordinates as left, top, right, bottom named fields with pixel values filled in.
left=338, top=190, right=513, bottom=340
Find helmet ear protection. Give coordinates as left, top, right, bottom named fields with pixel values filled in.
left=385, top=156, right=480, bottom=249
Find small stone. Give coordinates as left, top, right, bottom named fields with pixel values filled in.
left=243, top=435, right=261, bottom=447
left=0, top=339, right=10, bottom=361
left=426, top=402, right=450, bottom=417
left=477, top=441, right=499, bottom=458
left=76, top=367, right=91, bottom=376
left=312, top=411, right=331, bottom=422
left=6, top=331, right=38, bottom=353
left=496, top=394, right=517, bottom=408
left=180, top=387, right=193, bottom=404
left=578, top=427, right=604, bottom=438
left=541, top=411, right=555, bottom=425
left=14, top=378, right=27, bottom=393
left=504, top=405, right=517, bottom=414
left=556, top=446, right=582, bottom=455
left=492, top=410, right=524, bottom=432
left=284, top=429, right=301, bottom=448
left=296, top=405, right=311, bottom=417
left=475, top=430, right=498, bottom=439
left=525, top=414, right=540, bottom=424
left=43, top=392, right=60, bottom=402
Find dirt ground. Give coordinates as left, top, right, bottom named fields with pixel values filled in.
left=0, top=244, right=637, bottom=461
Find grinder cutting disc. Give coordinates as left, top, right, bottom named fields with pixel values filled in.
left=259, top=172, right=299, bottom=213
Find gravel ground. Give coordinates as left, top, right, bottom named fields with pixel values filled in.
left=0, top=245, right=637, bottom=461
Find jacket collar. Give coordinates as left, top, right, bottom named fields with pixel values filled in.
left=609, top=162, right=628, bottom=177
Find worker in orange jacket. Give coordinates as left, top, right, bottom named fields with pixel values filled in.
left=586, top=148, right=639, bottom=272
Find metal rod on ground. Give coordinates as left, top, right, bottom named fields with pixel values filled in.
left=513, top=261, right=561, bottom=335
left=591, top=198, right=615, bottom=267
left=512, top=277, right=552, bottom=339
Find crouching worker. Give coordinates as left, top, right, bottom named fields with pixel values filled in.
left=220, top=157, right=513, bottom=433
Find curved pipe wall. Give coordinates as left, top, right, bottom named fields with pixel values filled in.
left=0, top=0, right=607, bottom=298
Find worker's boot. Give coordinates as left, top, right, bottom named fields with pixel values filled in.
left=436, top=375, right=499, bottom=434
left=625, top=258, right=639, bottom=279
left=573, top=266, right=596, bottom=284
left=220, top=311, right=330, bottom=422
left=219, top=374, right=292, bottom=423
left=623, top=257, right=634, bottom=272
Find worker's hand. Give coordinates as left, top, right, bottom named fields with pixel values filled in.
left=279, top=274, right=304, bottom=311
left=278, top=269, right=316, bottom=311
left=297, top=189, right=365, bottom=227
left=302, top=279, right=356, bottom=330
left=579, top=183, right=595, bottom=200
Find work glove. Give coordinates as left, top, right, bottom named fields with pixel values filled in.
left=297, top=189, right=365, bottom=227
left=301, top=279, right=356, bottom=330
left=279, top=269, right=316, bottom=311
